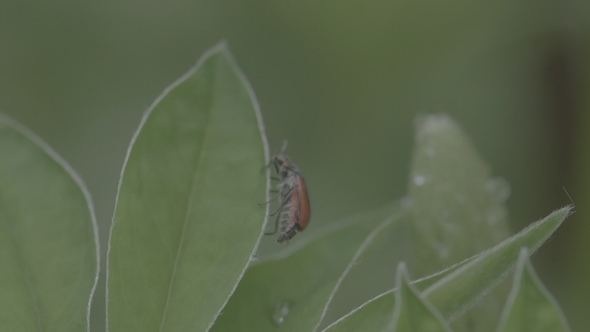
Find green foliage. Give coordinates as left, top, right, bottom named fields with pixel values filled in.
left=389, top=263, right=451, bottom=332
left=409, top=115, right=511, bottom=275
left=211, top=201, right=409, bottom=332
left=495, top=248, right=571, bottom=332
left=213, top=202, right=412, bottom=331
left=409, top=114, right=513, bottom=332
left=322, top=207, right=571, bottom=332
left=106, top=44, right=268, bottom=331
left=0, top=115, right=98, bottom=331
left=422, top=207, right=570, bottom=321
left=0, top=44, right=575, bottom=331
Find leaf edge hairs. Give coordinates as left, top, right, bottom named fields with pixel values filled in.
left=262, top=141, right=311, bottom=243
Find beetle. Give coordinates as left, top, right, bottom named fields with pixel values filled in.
left=263, top=141, right=311, bottom=243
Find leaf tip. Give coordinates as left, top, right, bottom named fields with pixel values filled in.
left=552, top=205, right=575, bottom=225
left=413, top=113, right=458, bottom=142
left=562, top=204, right=575, bottom=217
left=207, top=40, right=239, bottom=66
left=207, top=40, right=230, bottom=55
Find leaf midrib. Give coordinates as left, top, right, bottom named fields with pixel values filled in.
left=158, top=64, right=217, bottom=332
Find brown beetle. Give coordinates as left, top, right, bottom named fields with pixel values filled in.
left=263, top=141, right=311, bottom=243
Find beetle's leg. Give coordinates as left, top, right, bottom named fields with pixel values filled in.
left=265, top=212, right=282, bottom=236
left=259, top=190, right=282, bottom=206
left=270, top=185, right=297, bottom=217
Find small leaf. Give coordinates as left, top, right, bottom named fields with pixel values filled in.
left=495, top=248, right=571, bottom=332
left=0, top=115, right=99, bottom=332
left=389, top=263, right=451, bottom=332
left=106, top=43, right=269, bottom=331
left=210, top=201, right=409, bottom=332
left=323, top=207, right=572, bottom=331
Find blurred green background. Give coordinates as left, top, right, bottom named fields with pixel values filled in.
left=1, top=1, right=588, bottom=331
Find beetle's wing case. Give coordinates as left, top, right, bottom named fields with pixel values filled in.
left=294, top=176, right=311, bottom=230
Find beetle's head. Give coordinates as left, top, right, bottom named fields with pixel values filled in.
left=270, top=141, right=298, bottom=178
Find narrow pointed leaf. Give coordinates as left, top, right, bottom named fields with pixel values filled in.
left=389, top=263, right=451, bottom=332
left=423, top=206, right=571, bottom=320
left=210, top=201, right=409, bottom=332
left=0, top=115, right=99, bottom=331
left=106, top=44, right=269, bottom=331
left=495, top=248, right=571, bottom=332
left=323, top=207, right=571, bottom=332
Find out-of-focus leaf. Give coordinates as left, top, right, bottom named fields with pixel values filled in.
left=323, top=207, right=571, bottom=332
left=388, top=263, right=451, bottom=332
left=0, top=115, right=99, bottom=332
left=409, top=114, right=512, bottom=331
left=210, top=201, right=410, bottom=332
left=106, top=43, right=269, bottom=331
left=495, top=248, right=571, bottom=332
left=409, top=114, right=510, bottom=275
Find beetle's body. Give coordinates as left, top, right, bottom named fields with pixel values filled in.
left=265, top=142, right=311, bottom=243
left=275, top=175, right=310, bottom=243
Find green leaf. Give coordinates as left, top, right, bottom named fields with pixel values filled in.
left=323, top=207, right=572, bottom=332
left=495, top=248, right=571, bottom=332
left=319, top=256, right=477, bottom=332
left=0, top=115, right=99, bottom=332
left=209, top=201, right=410, bottom=332
left=409, top=114, right=510, bottom=275
left=106, top=43, right=269, bottom=331
left=322, top=291, right=397, bottom=332
left=318, top=199, right=412, bottom=329
left=389, top=263, right=451, bottom=332
left=422, top=206, right=571, bottom=320
left=408, top=114, right=514, bottom=332
left=319, top=260, right=463, bottom=332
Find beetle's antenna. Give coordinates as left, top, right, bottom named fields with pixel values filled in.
left=281, top=140, right=289, bottom=154
left=563, top=186, right=575, bottom=206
